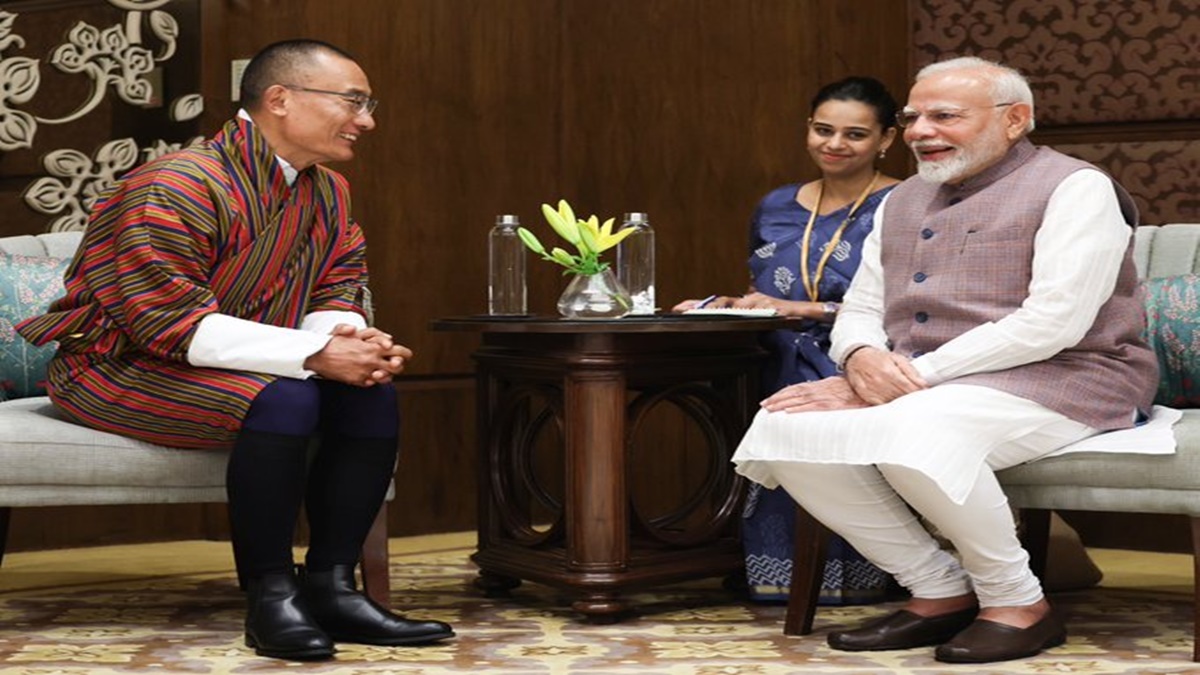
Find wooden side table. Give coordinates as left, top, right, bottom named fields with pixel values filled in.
left=432, top=315, right=788, bottom=620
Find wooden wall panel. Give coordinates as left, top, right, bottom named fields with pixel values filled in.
left=6, top=504, right=218, bottom=552
left=558, top=0, right=817, bottom=306
left=388, top=379, right=477, bottom=536
left=555, top=0, right=912, bottom=307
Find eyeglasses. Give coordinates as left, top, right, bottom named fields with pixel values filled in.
left=282, top=85, right=378, bottom=116
left=895, top=102, right=1015, bottom=128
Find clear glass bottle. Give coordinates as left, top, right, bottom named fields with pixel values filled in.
left=615, top=212, right=655, bottom=315
left=488, top=214, right=527, bottom=315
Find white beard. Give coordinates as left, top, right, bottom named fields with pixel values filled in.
left=916, top=152, right=974, bottom=183
left=913, top=129, right=1010, bottom=184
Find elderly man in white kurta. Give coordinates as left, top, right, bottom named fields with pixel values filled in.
left=732, top=56, right=1158, bottom=664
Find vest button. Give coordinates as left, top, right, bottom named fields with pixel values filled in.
left=913, top=272, right=927, bottom=282
left=921, top=228, right=934, bottom=239
left=915, top=311, right=929, bottom=323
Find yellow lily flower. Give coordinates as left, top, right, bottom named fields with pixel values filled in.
left=520, top=198, right=631, bottom=276
left=557, top=200, right=577, bottom=232
left=576, top=217, right=599, bottom=256
left=541, top=202, right=580, bottom=245
left=599, top=219, right=636, bottom=252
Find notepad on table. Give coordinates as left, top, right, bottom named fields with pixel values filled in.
left=682, top=308, right=778, bottom=317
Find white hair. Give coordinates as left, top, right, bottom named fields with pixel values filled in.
left=916, top=56, right=1036, bottom=133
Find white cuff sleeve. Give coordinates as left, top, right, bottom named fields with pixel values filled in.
left=187, top=313, right=333, bottom=379
left=300, top=310, right=368, bottom=335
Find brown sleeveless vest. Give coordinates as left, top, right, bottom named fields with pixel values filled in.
left=880, top=139, right=1157, bottom=430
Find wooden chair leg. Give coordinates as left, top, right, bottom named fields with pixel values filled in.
left=784, top=504, right=830, bottom=636
left=360, top=501, right=391, bottom=608
left=0, top=506, right=10, bottom=568
left=1018, top=508, right=1052, bottom=583
left=1190, top=516, right=1200, bottom=662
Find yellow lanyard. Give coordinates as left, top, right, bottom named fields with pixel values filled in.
left=799, top=171, right=879, bottom=302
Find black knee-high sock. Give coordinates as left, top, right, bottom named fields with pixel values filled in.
left=303, top=434, right=398, bottom=572
left=226, top=429, right=312, bottom=579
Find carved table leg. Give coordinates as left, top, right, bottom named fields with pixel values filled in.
left=572, top=593, right=630, bottom=622
left=564, top=369, right=628, bottom=620
left=475, top=570, right=522, bottom=597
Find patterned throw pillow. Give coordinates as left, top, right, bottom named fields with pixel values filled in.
left=0, top=252, right=70, bottom=401
left=1142, top=274, right=1200, bottom=407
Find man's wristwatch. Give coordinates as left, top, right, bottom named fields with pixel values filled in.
left=822, top=301, right=840, bottom=321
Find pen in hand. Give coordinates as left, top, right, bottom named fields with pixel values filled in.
left=696, top=294, right=718, bottom=309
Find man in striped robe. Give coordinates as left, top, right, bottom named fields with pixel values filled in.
left=18, top=39, right=452, bottom=661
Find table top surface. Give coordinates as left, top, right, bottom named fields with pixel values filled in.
left=432, top=314, right=794, bottom=334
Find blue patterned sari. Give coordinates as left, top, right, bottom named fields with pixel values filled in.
left=742, top=181, right=896, bottom=604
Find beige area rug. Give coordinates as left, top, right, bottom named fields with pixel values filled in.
left=0, top=534, right=1196, bottom=674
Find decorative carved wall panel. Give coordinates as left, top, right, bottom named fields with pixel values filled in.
left=1056, top=140, right=1199, bottom=223
left=912, top=0, right=1198, bottom=126
left=0, top=0, right=202, bottom=234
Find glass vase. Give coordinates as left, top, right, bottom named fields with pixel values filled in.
left=557, top=268, right=632, bottom=319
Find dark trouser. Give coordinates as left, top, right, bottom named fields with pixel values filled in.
left=225, top=378, right=399, bottom=580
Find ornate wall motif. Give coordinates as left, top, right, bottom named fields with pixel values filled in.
left=912, top=0, right=1197, bottom=126
left=0, top=0, right=202, bottom=232
left=1057, top=141, right=1199, bottom=224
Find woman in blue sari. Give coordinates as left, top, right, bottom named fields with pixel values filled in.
left=676, top=76, right=903, bottom=604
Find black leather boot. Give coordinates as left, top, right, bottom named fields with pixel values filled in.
left=301, top=565, right=455, bottom=645
left=244, top=571, right=335, bottom=660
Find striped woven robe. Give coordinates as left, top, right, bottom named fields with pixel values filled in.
left=17, top=117, right=368, bottom=449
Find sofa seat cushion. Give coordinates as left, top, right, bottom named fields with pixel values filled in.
left=0, top=397, right=228, bottom=506
left=998, top=410, right=1200, bottom=515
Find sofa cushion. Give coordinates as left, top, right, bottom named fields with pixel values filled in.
left=0, top=252, right=70, bottom=401
left=1143, top=274, right=1200, bottom=407
left=0, top=397, right=228, bottom=499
